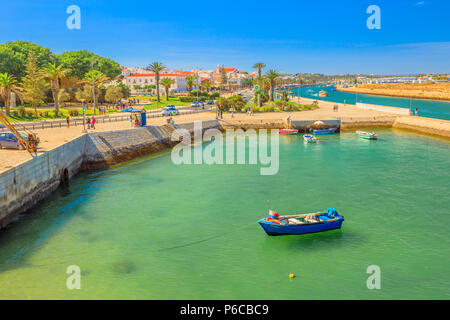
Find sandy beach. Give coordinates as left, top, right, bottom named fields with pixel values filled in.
left=337, top=83, right=450, bottom=101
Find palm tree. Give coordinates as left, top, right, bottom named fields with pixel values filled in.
left=160, top=77, right=175, bottom=101
left=0, top=73, right=23, bottom=116
left=185, top=75, right=195, bottom=96
left=81, top=70, right=110, bottom=113
left=202, top=79, right=212, bottom=92
left=44, top=63, right=69, bottom=115
left=265, top=70, right=280, bottom=101
left=146, top=62, right=165, bottom=103
left=252, top=63, right=266, bottom=78
left=256, top=77, right=271, bottom=95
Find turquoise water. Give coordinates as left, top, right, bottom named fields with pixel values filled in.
left=291, top=85, right=450, bottom=120
left=0, top=129, right=449, bottom=299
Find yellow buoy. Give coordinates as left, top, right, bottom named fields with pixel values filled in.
left=289, top=274, right=295, bottom=279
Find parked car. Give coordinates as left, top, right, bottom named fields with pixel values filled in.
left=207, top=100, right=215, bottom=105
left=161, top=106, right=179, bottom=116
left=0, top=131, right=39, bottom=150
left=191, top=102, right=200, bottom=108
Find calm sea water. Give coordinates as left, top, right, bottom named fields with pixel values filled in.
left=0, top=129, right=449, bottom=299
left=291, top=85, right=450, bottom=120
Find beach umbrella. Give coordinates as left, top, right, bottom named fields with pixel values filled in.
left=121, top=108, right=142, bottom=113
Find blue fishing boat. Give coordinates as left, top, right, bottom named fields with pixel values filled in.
left=258, top=208, right=344, bottom=236
left=313, top=128, right=338, bottom=135
left=303, top=134, right=317, bottom=143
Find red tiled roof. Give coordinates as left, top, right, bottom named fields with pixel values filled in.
left=175, top=70, right=195, bottom=75
left=128, top=73, right=187, bottom=78
left=223, top=68, right=237, bottom=72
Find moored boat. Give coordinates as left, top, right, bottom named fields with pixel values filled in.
left=319, top=90, right=328, bottom=97
left=258, top=208, right=344, bottom=236
left=312, top=127, right=337, bottom=135
left=356, top=130, right=378, bottom=140
left=279, top=129, right=298, bottom=135
left=303, top=134, right=317, bottom=143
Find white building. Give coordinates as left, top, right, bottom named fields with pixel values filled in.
left=125, top=73, right=188, bottom=94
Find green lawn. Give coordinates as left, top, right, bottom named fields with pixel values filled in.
left=142, top=98, right=192, bottom=110
left=3, top=106, right=117, bottom=122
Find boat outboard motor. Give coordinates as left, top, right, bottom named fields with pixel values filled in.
left=327, top=208, right=339, bottom=218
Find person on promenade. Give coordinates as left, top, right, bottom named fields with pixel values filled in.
left=231, top=111, right=234, bottom=118
left=220, top=110, right=223, bottom=119
left=87, top=117, right=91, bottom=129
left=91, top=116, right=96, bottom=130
left=415, top=108, right=419, bottom=116
left=66, top=116, right=70, bottom=128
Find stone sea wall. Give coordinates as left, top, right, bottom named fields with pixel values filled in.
left=0, top=135, right=87, bottom=228
left=392, top=116, right=450, bottom=139
left=0, top=120, right=221, bottom=230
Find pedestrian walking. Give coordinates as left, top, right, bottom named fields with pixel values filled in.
left=87, top=117, right=91, bottom=129
left=91, top=116, right=96, bottom=130
left=66, top=116, right=70, bottom=128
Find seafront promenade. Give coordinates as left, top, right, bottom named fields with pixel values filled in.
left=1, top=98, right=449, bottom=173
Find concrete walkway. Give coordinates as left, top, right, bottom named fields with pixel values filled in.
left=0, top=98, right=444, bottom=173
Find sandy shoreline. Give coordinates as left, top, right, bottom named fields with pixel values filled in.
left=337, top=85, right=450, bottom=102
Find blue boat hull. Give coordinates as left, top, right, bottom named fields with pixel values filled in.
left=313, top=128, right=338, bottom=135
left=258, top=217, right=344, bottom=236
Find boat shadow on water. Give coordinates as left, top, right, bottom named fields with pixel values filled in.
left=264, top=228, right=365, bottom=253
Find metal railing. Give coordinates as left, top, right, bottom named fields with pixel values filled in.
left=0, top=106, right=216, bottom=132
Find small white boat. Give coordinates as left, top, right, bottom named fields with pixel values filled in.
left=303, top=134, right=317, bottom=143
left=356, top=130, right=377, bottom=140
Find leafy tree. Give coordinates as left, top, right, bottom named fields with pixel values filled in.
left=160, top=77, right=175, bottom=101
left=116, top=82, right=131, bottom=99
left=220, top=68, right=228, bottom=89
left=0, top=41, right=54, bottom=80
left=0, top=73, right=23, bottom=116
left=265, top=70, right=280, bottom=101
left=146, top=62, right=165, bottom=103
left=22, top=51, right=48, bottom=113
left=58, top=88, right=71, bottom=107
left=143, top=84, right=155, bottom=94
left=44, top=63, right=69, bottom=116
left=240, top=78, right=253, bottom=87
left=105, top=86, right=124, bottom=103
left=75, top=86, right=92, bottom=106
left=57, top=50, right=121, bottom=79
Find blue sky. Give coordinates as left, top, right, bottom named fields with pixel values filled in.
left=1, top=0, right=449, bottom=74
